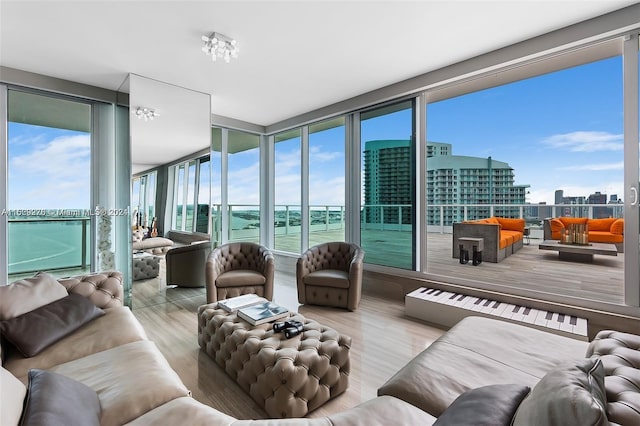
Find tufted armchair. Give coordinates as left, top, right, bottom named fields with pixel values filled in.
left=297, top=242, right=365, bottom=311
left=205, top=242, right=275, bottom=304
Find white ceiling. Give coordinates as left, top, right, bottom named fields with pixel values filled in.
left=1, top=0, right=638, bottom=171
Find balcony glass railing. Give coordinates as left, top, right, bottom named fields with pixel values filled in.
left=8, top=216, right=90, bottom=278
left=211, top=202, right=624, bottom=253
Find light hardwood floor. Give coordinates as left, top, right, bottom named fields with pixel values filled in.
left=131, top=260, right=445, bottom=420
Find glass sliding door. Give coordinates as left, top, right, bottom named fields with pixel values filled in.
left=425, top=51, right=625, bottom=304
left=274, top=129, right=301, bottom=253
left=309, top=117, right=345, bottom=246
left=7, top=89, right=92, bottom=279
left=360, top=100, right=415, bottom=269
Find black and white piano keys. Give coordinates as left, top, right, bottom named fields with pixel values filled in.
left=405, top=287, right=588, bottom=341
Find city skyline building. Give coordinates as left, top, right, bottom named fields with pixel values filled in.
left=362, top=140, right=530, bottom=227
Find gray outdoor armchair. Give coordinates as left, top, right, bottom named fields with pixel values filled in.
left=205, top=242, right=275, bottom=304
left=296, top=242, right=365, bottom=311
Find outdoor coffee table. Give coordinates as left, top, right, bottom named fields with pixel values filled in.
left=197, top=303, right=351, bottom=418
left=538, top=240, right=618, bottom=263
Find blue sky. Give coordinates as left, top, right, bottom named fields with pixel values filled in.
left=427, top=55, right=623, bottom=205
left=8, top=123, right=90, bottom=210
left=8, top=56, right=625, bottom=210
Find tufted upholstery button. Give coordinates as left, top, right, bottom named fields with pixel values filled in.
left=586, top=330, right=640, bottom=426
left=57, top=271, right=123, bottom=309
left=197, top=306, right=351, bottom=418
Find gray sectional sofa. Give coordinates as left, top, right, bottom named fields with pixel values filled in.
left=2, top=271, right=639, bottom=425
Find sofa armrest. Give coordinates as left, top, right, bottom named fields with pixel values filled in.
left=610, top=218, right=624, bottom=235
left=57, top=271, right=123, bottom=309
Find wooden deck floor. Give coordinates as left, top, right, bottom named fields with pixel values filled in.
left=275, top=230, right=625, bottom=305
left=422, top=234, right=624, bottom=305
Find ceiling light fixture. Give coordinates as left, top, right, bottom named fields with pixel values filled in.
left=201, top=32, right=239, bottom=63
left=134, top=107, right=159, bottom=121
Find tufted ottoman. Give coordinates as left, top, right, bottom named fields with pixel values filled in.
left=132, top=252, right=161, bottom=281
left=197, top=304, right=351, bottom=418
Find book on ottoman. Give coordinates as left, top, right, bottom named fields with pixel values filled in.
left=238, top=301, right=289, bottom=326
left=218, top=294, right=267, bottom=312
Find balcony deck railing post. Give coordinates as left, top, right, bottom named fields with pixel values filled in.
left=285, top=206, right=290, bottom=235
left=81, top=218, right=87, bottom=269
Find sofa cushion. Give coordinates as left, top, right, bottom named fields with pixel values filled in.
left=22, top=369, right=101, bottom=426
left=587, top=218, right=616, bottom=232
left=486, top=216, right=500, bottom=225
left=433, top=384, right=530, bottom=426
left=329, top=395, right=437, bottom=426
left=124, top=397, right=238, bottom=426
left=610, top=218, right=624, bottom=235
left=3, top=306, right=148, bottom=380
left=49, top=340, right=190, bottom=426
left=512, top=357, right=607, bottom=426
left=0, top=366, right=26, bottom=426
left=585, top=330, right=640, bottom=426
left=559, top=217, right=588, bottom=226
left=0, top=272, right=68, bottom=320
left=0, top=293, right=104, bottom=357
left=549, top=218, right=565, bottom=239
left=216, top=270, right=266, bottom=287
left=496, top=218, right=525, bottom=232
left=378, top=316, right=589, bottom=417
left=588, top=231, right=623, bottom=244
left=304, top=269, right=350, bottom=289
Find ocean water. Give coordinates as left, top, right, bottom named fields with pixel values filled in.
left=8, top=220, right=90, bottom=275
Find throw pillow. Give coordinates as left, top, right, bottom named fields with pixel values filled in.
left=0, top=293, right=104, bottom=357
left=21, top=369, right=100, bottom=426
left=1, top=366, right=27, bottom=426
left=0, top=272, right=68, bottom=320
left=433, top=384, right=530, bottom=426
left=512, top=357, right=607, bottom=426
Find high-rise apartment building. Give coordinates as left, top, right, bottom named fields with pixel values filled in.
left=363, top=140, right=529, bottom=227
left=363, top=140, right=412, bottom=224
left=426, top=142, right=529, bottom=225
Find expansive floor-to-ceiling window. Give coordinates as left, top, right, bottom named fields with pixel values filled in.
left=425, top=44, right=626, bottom=304
left=308, top=117, right=345, bottom=246
left=132, top=171, right=157, bottom=228
left=274, top=129, right=302, bottom=253
left=171, top=156, right=209, bottom=233
left=227, top=130, right=261, bottom=243
left=360, top=100, right=415, bottom=269
left=7, top=89, right=92, bottom=279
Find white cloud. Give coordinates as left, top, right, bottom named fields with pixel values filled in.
left=309, top=145, right=342, bottom=162
left=558, top=161, right=624, bottom=171
left=9, top=134, right=90, bottom=209
left=541, top=131, right=623, bottom=152
left=11, top=134, right=90, bottom=178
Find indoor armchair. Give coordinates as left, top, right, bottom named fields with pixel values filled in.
left=165, top=241, right=211, bottom=288
left=296, top=242, right=365, bottom=311
left=205, top=242, right=275, bottom=304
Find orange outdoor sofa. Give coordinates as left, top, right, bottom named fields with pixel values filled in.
left=452, top=216, right=526, bottom=263
left=543, top=217, right=624, bottom=252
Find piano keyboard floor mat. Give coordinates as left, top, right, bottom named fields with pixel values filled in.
left=406, top=286, right=588, bottom=340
